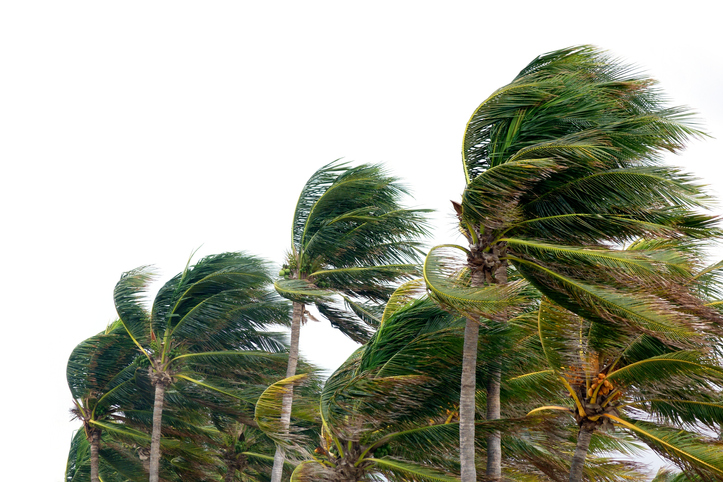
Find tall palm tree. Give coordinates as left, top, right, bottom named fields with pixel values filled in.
left=67, top=320, right=151, bottom=482
left=269, top=160, right=431, bottom=482
left=114, top=252, right=291, bottom=482
left=423, top=45, right=721, bottom=480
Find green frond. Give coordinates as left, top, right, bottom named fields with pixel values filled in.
left=316, top=301, right=375, bottom=343
left=289, top=460, right=332, bottom=482
left=274, top=278, right=334, bottom=304
left=67, top=324, right=140, bottom=401
left=369, top=457, right=461, bottom=482
left=361, top=298, right=465, bottom=375
left=254, top=374, right=318, bottom=446
left=459, top=158, right=562, bottom=227
left=113, top=266, right=155, bottom=346
left=606, top=416, right=723, bottom=478
left=512, top=256, right=700, bottom=346
left=607, top=350, right=723, bottom=388
left=169, top=293, right=290, bottom=353
left=504, top=238, right=668, bottom=278
left=504, top=369, right=564, bottom=408
left=292, top=162, right=429, bottom=268
left=624, top=399, right=723, bottom=432
left=535, top=300, right=584, bottom=374
left=381, top=278, right=426, bottom=324
left=523, top=166, right=712, bottom=218
left=424, top=244, right=531, bottom=320
left=311, top=264, right=420, bottom=302
left=652, top=467, right=705, bottom=482
left=509, top=212, right=715, bottom=245
left=341, top=296, right=383, bottom=329
left=692, top=258, right=723, bottom=301
left=151, top=252, right=275, bottom=341
left=380, top=422, right=460, bottom=456
left=291, top=159, right=350, bottom=255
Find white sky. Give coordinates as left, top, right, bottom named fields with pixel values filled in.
left=1, top=2, right=721, bottom=480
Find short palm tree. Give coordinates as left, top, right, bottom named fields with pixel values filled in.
left=114, top=252, right=291, bottom=482
left=65, top=429, right=149, bottom=482
left=423, top=45, right=721, bottom=480
left=526, top=300, right=723, bottom=481
left=67, top=320, right=150, bottom=482
left=269, top=160, right=431, bottom=482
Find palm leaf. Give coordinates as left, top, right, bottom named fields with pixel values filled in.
left=369, top=457, right=461, bottom=482
left=511, top=256, right=701, bottom=346
left=254, top=374, right=317, bottom=447
left=274, top=279, right=334, bottom=304
left=605, top=416, right=723, bottom=478
left=423, top=244, right=530, bottom=320
left=381, top=278, right=426, bottom=323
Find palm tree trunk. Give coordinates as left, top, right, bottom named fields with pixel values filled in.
left=485, top=364, right=502, bottom=481
left=569, top=427, right=594, bottom=482
left=460, top=318, right=479, bottom=482
left=89, top=428, right=100, bottom=482
left=270, top=301, right=304, bottom=482
left=149, top=378, right=168, bottom=482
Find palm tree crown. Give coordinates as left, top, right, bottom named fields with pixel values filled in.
left=276, top=159, right=431, bottom=341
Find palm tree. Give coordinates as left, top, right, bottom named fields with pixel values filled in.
left=466, top=294, right=648, bottom=481
left=67, top=320, right=151, bottom=482
left=525, top=300, right=723, bottom=481
left=114, top=251, right=291, bottom=482
left=269, top=160, right=431, bottom=482
left=423, top=45, right=721, bottom=480
left=65, top=428, right=150, bottom=482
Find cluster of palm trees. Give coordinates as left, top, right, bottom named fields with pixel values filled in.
left=66, top=46, right=723, bottom=482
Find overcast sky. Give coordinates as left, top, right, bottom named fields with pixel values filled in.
left=1, top=2, right=721, bottom=480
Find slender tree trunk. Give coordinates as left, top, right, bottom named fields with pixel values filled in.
left=569, top=427, right=594, bottom=482
left=149, top=377, right=168, bottom=482
left=485, top=364, right=502, bottom=481
left=89, top=428, right=101, bottom=482
left=460, top=318, right=480, bottom=482
left=270, top=301, right=304, bottom=482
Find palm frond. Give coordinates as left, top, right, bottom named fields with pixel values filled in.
left=607, top=350, right=723, bottom=389
left=460, top=158, right=562, bottom=227
left=315, top=301, right=375, bottom=343
left=606, top=416, right=723, bottom=479
left=512, top=256, right=701, bottom=346
left=341, top=296, right=383, bottom=328
left=114, top=266, right=155, bottom=347
left=369, top=457, right=461, bottom=482
left=67, top=324, right=140, bottom=401
left=424, top=244, right=531, bottom=321
left=274, top=279, right=334, bottom=304
left=254, top=374, right=318, bottom=447
left=381, top=278, right=426, bottom=324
